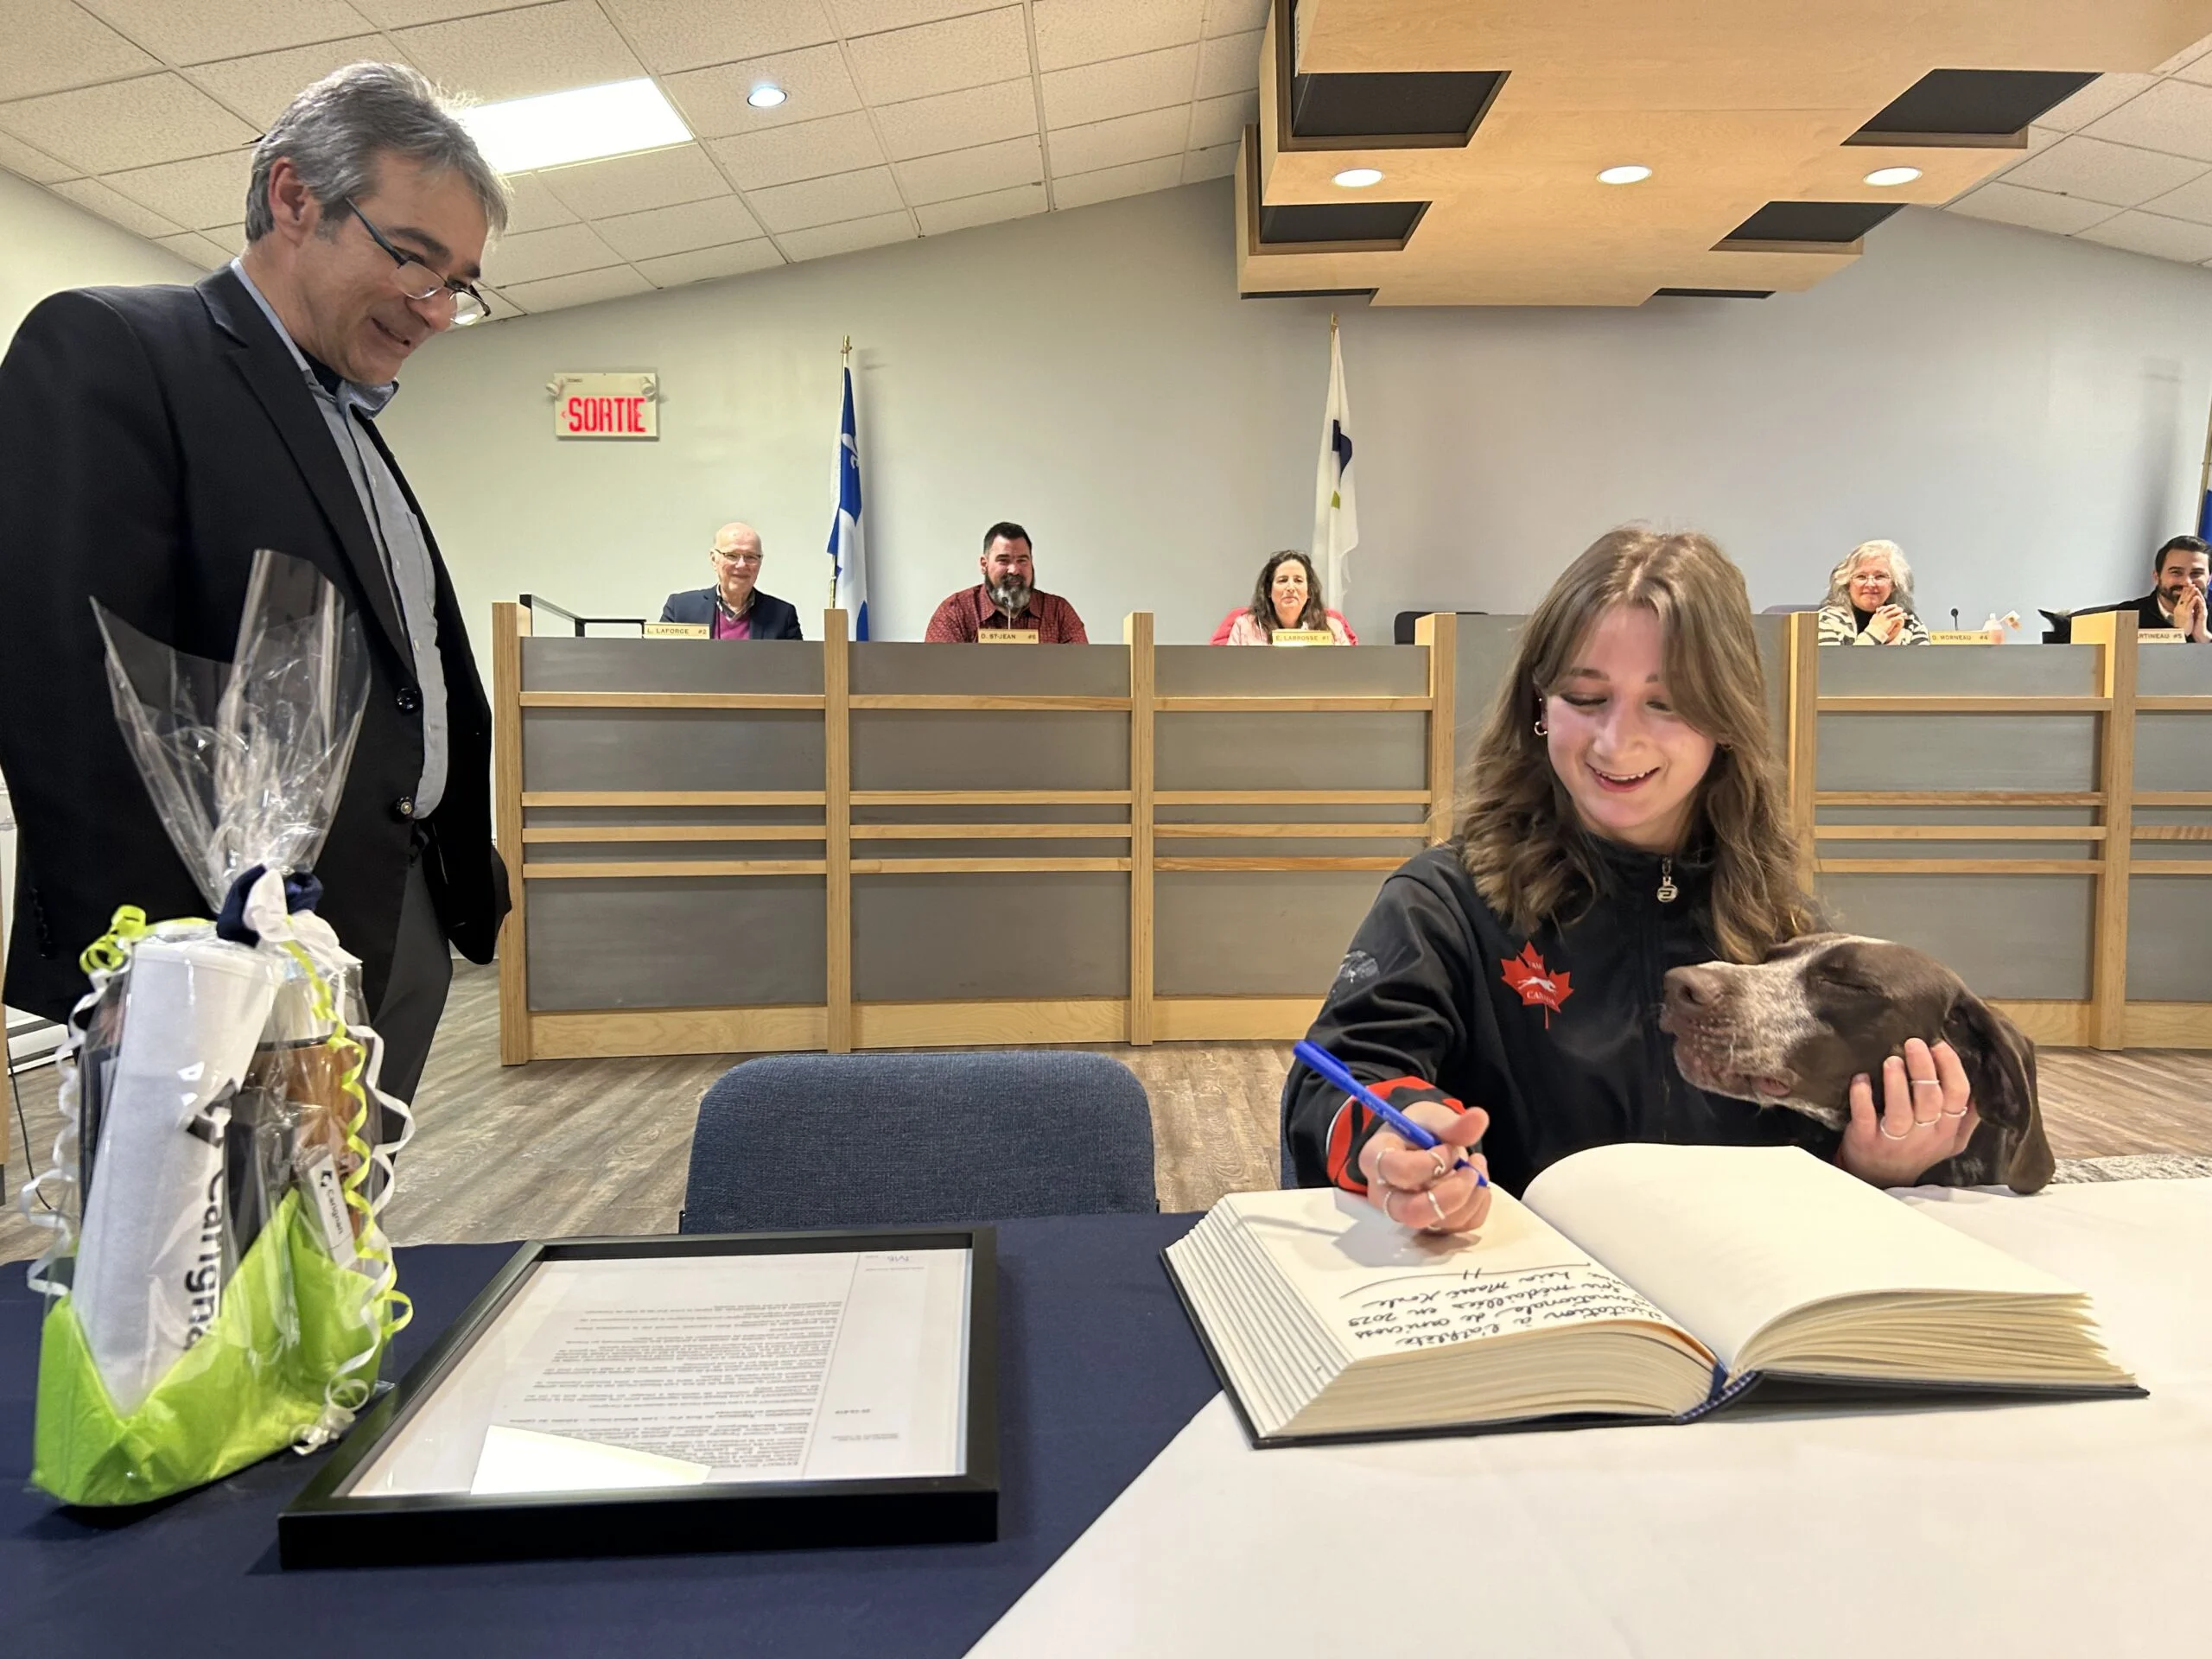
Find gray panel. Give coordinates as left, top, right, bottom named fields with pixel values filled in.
left=1155, top=713, right=1426, bottom=791
left=524, top=638, right=823, bottom=693
left=851, top=874, right=1128, bottom=999
left=2134, top=713, right=2211, bottom=794
left=528, top=839, right=823, bottom=863
left=855, top=838, right=1128, bottom=859
left=851, top=802, right=1128, bottom=825
left=1817, top=805, right=2098, bottom=826
left=2126, top=875, right=2212, bottom=1001
left=1155, top=802, right=1427, bottom=825
left=1452, top=615, right=1527, bottom=776
left=849, top=712, right=1128, bottom=791
left=1818, top=645, right=2097, bottom=696
left=2139, top=646, right=2212, bottom=696
left=1819, top=839, right=2098, bottom=861
left=526, top=805, right=824, bottom=828
left=1155, top=871, right=1390, bottom=996
left=1813, top=874, right=2092, bottom=1000
left=526, top=878, right=826, bottom=1009
left=524, top=709, right=824, bottom=792
left=1154, top=644, right=1429, bottom=696
left=1754, top=613, right=1787, bottom=761
left=849, top=641, right=1129, bottom=696
left=1816, top=715, right=2098, bottom=791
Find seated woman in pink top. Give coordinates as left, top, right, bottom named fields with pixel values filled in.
left=1215, top=550, right=1357, bottom=645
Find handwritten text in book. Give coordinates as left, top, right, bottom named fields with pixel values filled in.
left=1344, top=1264, right=1677, bottom=1350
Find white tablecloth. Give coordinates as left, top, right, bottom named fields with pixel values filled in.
left=969, top=1179, right=2212, bottom=1658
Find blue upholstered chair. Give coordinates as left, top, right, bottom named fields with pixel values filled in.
left=679, top=1051, right=1158, bottom=1234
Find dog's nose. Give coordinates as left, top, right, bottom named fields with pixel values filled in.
left=1663, top=965, right=1726, bottom=1010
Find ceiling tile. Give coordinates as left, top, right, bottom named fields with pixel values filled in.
left=706, top=110, right=884, bottom=189
left=598, top=0, right=836, bottom=75
left=1946, top=181, right=2121, bottom=236
left=0, top=74, right=260, bottom=175
left=79, top=2, right=378, bottom=68
left=49, top=176, right=184, bottom=238
left=156, top=229, right=236, bottom=270
left=2083, top=78, right=2212, bottom=162
left=188, top=36, right=408, bottom=128
left=597, top=194, right=765, bottom=258
left=1201, top=0, right=1268, bottom=35
left=499, top=264, right=652, bottom=311
left=1052, top=152, right=1181, bottom=208
left=664, top=43, right=861, bottom=137
left=894, top=134, right=1041, bottom=203
left=499, top=171, right=577, bottom=232
left=105, top=149, right=255, bottom=230
left=1186, top=89, right=1255, bottom=149
left=210, top=219, right=248, bottom=251
left=747, top=164, right=906, bottom=232
left=1046, top=106, right=1188, bottom=175
left=2165, top=37, right=2212, bottom=82
left=2002, top=135, right=2205, bottom=207
left=1040, top=45, right=1197, bottom=128
left=636, top=238, right=785, bottom=287
left=1195, top=28, right=1261, bottom=99
left=2078, top=207, right=2212, bottom=263
left=873, top=77, right=1036, bottom=161
left=915, top=179, right=1045, bottom=232
left=1182, top=141, right=1236, bottom=182
left=472, top=281, right=528, bottom=319
left=1033, top=0, right=1204, bottom=73
left=779, top=208, right=916, bottom=260
left=844, top=7, right=1032, bottom=105
left=2037, top=73, right=2157, bottom=134
left=0, top=0, right=159, bottom=103
left=0, top=130, right=77, bottom=184
left=350, top=2, right=543, bottom=24
left=482, top=220, right=624, bottom=283
left=830, top=0, right=1003, bottom=34
left=2140, top=169, right=2212, bottom=226
left=539, top=143, right=729, bottom=217
left=395, top=1, right=643, bottom=103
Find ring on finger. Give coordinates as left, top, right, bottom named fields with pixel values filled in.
left=1428, top=1148, right=1451, bottom=1181
left=1427, top=1189, right=1446, bottom=1228
left=1939, top=1106, right=1969, bottom=1119
left=1878, top=1122, right=1912, bottom=1141
left=1910, top=1078, right=1942, bottom=1090
left=1912, top=1115, right=1940, bottom=1128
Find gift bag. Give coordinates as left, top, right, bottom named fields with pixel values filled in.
left=20, top=550, right=414, bottom=1505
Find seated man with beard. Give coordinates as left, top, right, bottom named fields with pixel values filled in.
left=923, top=521, right=1089, bottom=643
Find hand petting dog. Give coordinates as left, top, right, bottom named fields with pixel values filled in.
left=1835, top=1035, right=1980, bottom=1187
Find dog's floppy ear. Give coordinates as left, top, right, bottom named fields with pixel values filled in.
left=1942, top=990, right=2054, bottom=1193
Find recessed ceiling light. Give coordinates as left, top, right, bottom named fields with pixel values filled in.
left=1332, top=168, right=1384, bottom=188
left=1863, top=166, right=1922, bottom=187
left=458, top=78, right=691, bottom=174
left=747, top=83, right=787, bottom=109
left=1598, top=164, right=1652, bottom=185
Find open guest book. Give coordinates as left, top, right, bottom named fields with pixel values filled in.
left=1166, top=1143, right=2141, bottom=1446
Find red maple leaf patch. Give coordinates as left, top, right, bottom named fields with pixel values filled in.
left=1500, top=944, right=1573, bottom=1027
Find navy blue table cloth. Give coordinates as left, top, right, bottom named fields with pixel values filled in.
left=2, top=1211, right=1212, bottom=1657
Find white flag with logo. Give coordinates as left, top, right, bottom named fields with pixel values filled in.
left=1313, top=320, right=1358, bottom=613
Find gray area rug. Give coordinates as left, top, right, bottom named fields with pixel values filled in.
left=2049, top=1153, right=2212, bottom=1184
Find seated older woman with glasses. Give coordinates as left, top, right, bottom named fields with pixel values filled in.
left=1818, top=540, right=1930, bottom=646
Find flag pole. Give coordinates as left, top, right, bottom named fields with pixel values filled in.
left=830, top=336, right=850, bottom=608
left=2197, top=379, right=2212, bottom=539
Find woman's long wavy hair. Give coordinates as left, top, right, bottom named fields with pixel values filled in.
left=1457, top=528, right=1815, bottom=963
left=1249, top=550, right=1327, bottom=635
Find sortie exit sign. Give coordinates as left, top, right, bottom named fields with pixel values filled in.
left=551, top=372, right=658, bottom=439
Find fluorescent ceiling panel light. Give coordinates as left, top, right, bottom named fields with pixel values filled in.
left=1332, top=168, right=1384, bottom=188
left=1597, top=164, right=1651, bottom=185
left=1863, top=166, right=1922, bottom=186
left=747, top=84, right=787, bottom=108
left=460, top=79, right=691, bottom=174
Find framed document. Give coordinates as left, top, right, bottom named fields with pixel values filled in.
left=279, top=1229, right=996, bottom=1567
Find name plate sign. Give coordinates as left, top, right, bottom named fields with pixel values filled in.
left=553, top=372, right=658, bottom=440
left=977, top=628, right=1040, bottom=645
left=2140, top=628, right=2187, bottom=644
left=1927, top=631, right=1998, bottom=645
left=645, top=622, right=708, bottom=639
left=1269, top=629, right=1336, bottom=646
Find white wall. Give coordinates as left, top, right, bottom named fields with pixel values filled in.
left=0, top=169, right=197, bottom=346
left=346, top=181, right=2212, bottom=648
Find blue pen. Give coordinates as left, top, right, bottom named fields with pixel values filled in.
left=1294, top=1040, right=1488, bottom=1188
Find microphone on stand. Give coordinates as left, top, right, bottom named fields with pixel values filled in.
left=1950, top=608, right=1960, bottom=629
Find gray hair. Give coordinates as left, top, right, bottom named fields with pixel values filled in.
left=245, top=62, right=508, bottom=242
left=1824, top=539, right=1916, bottom=613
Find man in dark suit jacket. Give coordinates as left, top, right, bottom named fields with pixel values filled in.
left=0, top=64, right=511, bottom=1108
left=659, top=521, right=805, bottom=639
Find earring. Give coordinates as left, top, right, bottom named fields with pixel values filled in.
left=1533, top=717, right=1548, bottom=737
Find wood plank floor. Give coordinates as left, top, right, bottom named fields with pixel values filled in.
left=4, top=960, right=2208, bottom=1262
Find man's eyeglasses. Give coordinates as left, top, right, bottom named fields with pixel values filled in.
left=347, top=202, right=490, bottom=327
left=712, top=550, right=764, bottom=565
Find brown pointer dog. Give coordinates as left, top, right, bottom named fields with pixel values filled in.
left=1659, top=932, right=2054, bottom=1194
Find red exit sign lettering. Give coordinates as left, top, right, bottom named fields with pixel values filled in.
left=550, top=372, right=658, bottom=440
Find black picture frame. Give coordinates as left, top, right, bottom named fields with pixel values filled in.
left=279, top=1227, right=997, bottom=1568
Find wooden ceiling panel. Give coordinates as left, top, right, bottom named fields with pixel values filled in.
left=1242, top=0, right=2212, bottom=304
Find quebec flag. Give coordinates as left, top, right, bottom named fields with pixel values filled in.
left=829, top=365, right=868, bottom=640
left=1312, top=320, right=1359, bottom=613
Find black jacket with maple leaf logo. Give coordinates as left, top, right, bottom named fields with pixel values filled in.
left=1283, top=840, right=1840, bottom=1197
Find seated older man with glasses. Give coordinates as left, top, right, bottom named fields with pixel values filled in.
left=660, top=522, right=805, bottom=639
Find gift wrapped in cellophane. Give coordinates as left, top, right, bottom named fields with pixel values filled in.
left=20, top=550, right=414, bottom=1506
